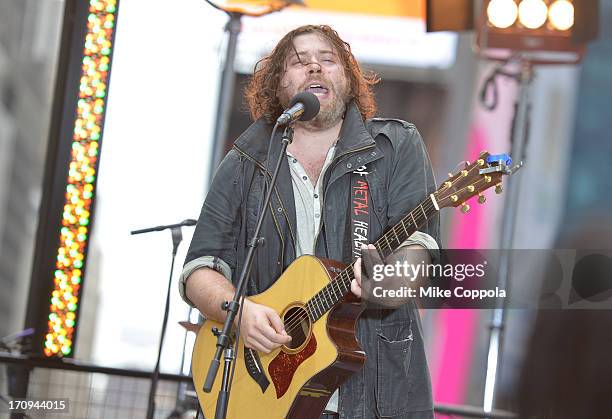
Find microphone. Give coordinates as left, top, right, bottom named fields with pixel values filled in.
left=130, top=219, right=197, bottom=235
left=276, top=92, right=320, bottom=126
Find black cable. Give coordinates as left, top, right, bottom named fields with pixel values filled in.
left=509, top=102, right=518, bottom=146
left=202, top=0, right=223, bottom=12
left=479, top=59, right=521, bottom=112
left=479, top=69, right=500, bottom=111
left=523, top=103, right=532, bottom=162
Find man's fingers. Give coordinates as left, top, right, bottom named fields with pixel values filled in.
left=240, top=303, right=292, bottom=353
left=354, top=257, right=362, bottom=286
left=260, top=322, right=291, bottom=345
left=362, top=245, right=384, bottom=280
left=352, top=258, right=363, bottom=298
left=244, top=327, right=285, bottom=353
left=265, top=310, right=292, bottom=343
left=249, top=335, right=275, bottom=353
left=351, top=278, right=362, bottom=298
left=266, top=309, right=287, bottom=334
left=363, top=246, right=384, bottom=266
left=243, top=329, right=275, bottom=352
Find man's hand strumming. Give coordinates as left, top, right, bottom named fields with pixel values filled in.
left=238, top=300, right=292, bottom=353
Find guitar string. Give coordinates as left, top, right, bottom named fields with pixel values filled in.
left=281, top=197, right=438, bottom=334
left=282, top=199, right=435, bottom=334
left=281, top=171, right=483, bottom=335
left=282, top=199, right=437, bottom=335
left=368, top=157, right=486, bottom=260
left=281, top=169, right=492, bottom=336
left=281, top=173, right=493, bottom=336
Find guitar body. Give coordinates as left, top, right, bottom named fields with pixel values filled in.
left=191, top=255, right=365, bottom=419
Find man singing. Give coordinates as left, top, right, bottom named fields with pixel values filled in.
left=180, top=25, right=439, bottom=418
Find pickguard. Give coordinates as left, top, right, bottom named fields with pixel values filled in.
left=267, top=334, right=317, bottom=398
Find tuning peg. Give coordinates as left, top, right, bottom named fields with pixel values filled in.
left=479, top=150, right=488, bottom=157
left=467, top=185, right=475, bottom=192
left=451, top=194, right=458, bottom=202
left=495, top=183, right=503, bottom=194
left=477, top=159, right=485, bottom=166
left=448, top=172, right=453, bottom=178
left=477, top=194, right=486, bottom=204
left=444, top=181, right=452, bottom=188
left=461, top=203, right=470, bottom=214
left=461, top=170, right=468, bottom=177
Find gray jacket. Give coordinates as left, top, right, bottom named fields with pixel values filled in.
left=184, top=102, right=439, bottom=418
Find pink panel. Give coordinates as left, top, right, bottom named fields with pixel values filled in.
left=432, top=126, right=486, bottom=406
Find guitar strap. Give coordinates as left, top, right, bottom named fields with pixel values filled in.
left=349, top=164, right=370, bottom=262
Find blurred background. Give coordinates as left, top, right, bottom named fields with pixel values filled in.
left=0, top=0, right=611, bottom=418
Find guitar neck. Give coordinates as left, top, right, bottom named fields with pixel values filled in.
left=305, top=196, right=439, bottom=322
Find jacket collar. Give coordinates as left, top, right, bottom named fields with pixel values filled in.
left=233, top=100, right=375, bottom=167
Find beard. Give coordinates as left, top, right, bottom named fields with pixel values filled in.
left=305, top=92, right=347, bottom=130
left=278, top=79, right=349, bottom=131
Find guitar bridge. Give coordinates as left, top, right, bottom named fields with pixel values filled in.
left=244, top=347, right=270, bottom=393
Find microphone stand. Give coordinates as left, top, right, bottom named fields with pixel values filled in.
left=203, top=124, right=294, bottom=419
left=131, top=219, right=197, bottom=419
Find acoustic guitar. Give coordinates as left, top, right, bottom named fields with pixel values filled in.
left=191, top=151, right=514, bottom=418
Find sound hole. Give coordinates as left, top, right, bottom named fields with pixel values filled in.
left=282, top=306, right=311, bottom=350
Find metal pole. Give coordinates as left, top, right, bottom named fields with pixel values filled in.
left=483, top=59, right=533, bottom=413
left=208, top=12, right=242, bottom=183
left=146, top=227, right=183, bottom=419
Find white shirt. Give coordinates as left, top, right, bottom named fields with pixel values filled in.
left=286, top=146, right=336, bottom=256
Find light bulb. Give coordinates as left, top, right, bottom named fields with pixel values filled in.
left=518, top=0, right=548, bottom=29
left=487, top=0, right=519, bottom=29
left=549, top=0, right=574, bottom=30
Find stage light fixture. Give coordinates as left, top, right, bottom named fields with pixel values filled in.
left=487, top=0, right=519, bottom=29
left=475, top=0, right=599, bottom=63
left=549, top=0, right=575, bottom=30
left=206, top=0, right=303, bottom=16
left=518, top=0, right=549, bottom=29
left=427, top=0, right=598, bottom=46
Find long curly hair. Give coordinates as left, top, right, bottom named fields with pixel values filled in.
left=245, top=25, right=379, bottom=123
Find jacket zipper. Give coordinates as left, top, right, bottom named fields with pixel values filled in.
left=233, top=145, right=296, bottom=256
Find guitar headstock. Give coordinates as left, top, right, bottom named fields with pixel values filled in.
left=435, top=151, right=517, bottom=213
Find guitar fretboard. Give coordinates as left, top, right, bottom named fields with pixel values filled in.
left=304, top=197, right=439, bottom=322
